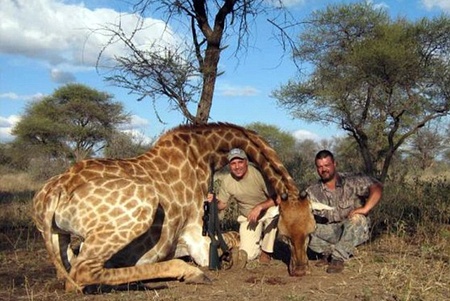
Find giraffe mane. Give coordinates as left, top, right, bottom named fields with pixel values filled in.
left=158, top=122, right=299, bottom=198
left=161, top=122, right=250, bottom=137
left=235, top=127, right=299, bottom=197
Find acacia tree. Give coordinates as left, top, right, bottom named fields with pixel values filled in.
left=12, top=83, right=130, bottom=162
left=273, top=3, right=450, bottom=182
left=406, top=126, right=446, bottom=171
left=101, top=0, right=290, bottom=125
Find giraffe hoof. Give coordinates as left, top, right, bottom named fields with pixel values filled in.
left=230, top=249, right=247, bottom=270
left=64, top=279, right=83, bottom=293
left=184, top=272, right=212, bottom=285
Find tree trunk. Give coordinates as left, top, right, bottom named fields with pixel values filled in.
left=195, top=39, right=221, bottom=124
left=193, top=0, right=234, bottom=124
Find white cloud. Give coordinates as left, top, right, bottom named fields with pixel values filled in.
left=370, top=1, right=389, bottom=11
left=421, top=0, right=450, bottom=11
left=118, top=114, right=154, bottom=143
left=50, top=69, right=76, bottom=84
left=0, top=92, right=20, bottom=100
left=121, top=129, right=153, bottom=145
left=0, top=92, right=45, bottom=101
left=0, top=0, right=179, bottom=72
left=292, top=129, right=320, bottom=141
left=265, top=0, right=306, bottom=8
left=217, top=84, right=260, bottom=97
left=0, top=115, right=21, bottom=142
left=120, top=114, right=150, bottom=131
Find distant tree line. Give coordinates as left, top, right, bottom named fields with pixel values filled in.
left=2, top=96, right=448, bottom=183
left=1, top=84, right=151, bottom=180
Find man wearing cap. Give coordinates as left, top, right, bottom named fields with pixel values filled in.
left=207, top=148, right=279, bottom=264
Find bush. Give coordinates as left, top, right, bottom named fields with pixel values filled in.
left=1, top=166, right=449, bottom=249
left=27, top=156, right=69, bottom=182
left=371, top=176, right=450, bottom=246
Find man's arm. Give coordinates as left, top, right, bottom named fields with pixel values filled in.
left=206, top=193, right=227, bottom=210
left=247, top=197, right=276, bottom=223
left=349, top=181, right=383, bottom=218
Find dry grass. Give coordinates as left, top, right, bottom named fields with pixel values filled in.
left=365, top=233, right=450, bottom=300
left=0, top=172, right=40, bottom=230
left=0, top=172, right=449, bottom=300
left=411, top=170, right=450, bottom=182
left=0, top=172, right=43, bottom=192
left=1, top=231, right=448, bottom=301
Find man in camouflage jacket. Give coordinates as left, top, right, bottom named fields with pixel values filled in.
left=306, top=150, right=383, bottom=273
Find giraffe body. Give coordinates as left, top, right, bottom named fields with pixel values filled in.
left=32, top=123, right=315, bottom=292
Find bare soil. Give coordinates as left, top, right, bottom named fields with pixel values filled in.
left=0, top=228, right=449, bottom=301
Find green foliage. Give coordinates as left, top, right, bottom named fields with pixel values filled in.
left=0, top=141, right=32, bottom=171
left=273, top=2, right=450, bottom=182
left=0, top=143, right=13, bottom=167
left=246, top=122, right=297, bottom=163
left=371, top=177, right=450, bottom=241
left=406, top=126, right=447, bottom=170
left=285, top=139, right=319, bottom=189
left=27, top=156, right=70, bottom=182
left=104, top=131, right=152, bottom=159
left=244, top=122, right=327, bottom=189
left=332, top=136, right=365, bottom=173
left=12, top=83, right=130, bottom=163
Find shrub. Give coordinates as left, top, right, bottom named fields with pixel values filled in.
left=371, top=176, right=450, bottom=246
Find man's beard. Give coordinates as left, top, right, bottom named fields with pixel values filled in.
left=320, top=171, right=334, bottom=183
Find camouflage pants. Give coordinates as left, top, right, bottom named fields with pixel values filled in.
left=308, top=214, right=370, bottom=261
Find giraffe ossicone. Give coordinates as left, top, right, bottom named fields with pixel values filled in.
left=32, top=122, right=315, bottom=292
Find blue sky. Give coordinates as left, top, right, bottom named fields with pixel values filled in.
left=1, top=0, right=449, bottom=143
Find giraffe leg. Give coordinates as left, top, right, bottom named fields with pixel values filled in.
left=66, top=227, right=211, bottom=292
left=50, top=232, right=74, bottom=279
left=67, top=257, right=210, bottom=292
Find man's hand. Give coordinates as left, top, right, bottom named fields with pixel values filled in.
left=206, top=193, right=226, bottom=210
left=247, top=205, right=263, bottom=223
left=348, top=207, right=368, bottom=218
left=206, top=193, right=214, bottom=202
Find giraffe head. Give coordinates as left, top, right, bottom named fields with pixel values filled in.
left=276, top=190, right=316, bottom=277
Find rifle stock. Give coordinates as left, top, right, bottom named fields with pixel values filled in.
left=203, top=163, right=229, bottom=270
left=208, top=240, right=220, bottom=270
left=207, top=193, right=221, bottom=270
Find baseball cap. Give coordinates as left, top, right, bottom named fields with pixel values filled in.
left=227, top=148, right=248, bottom=161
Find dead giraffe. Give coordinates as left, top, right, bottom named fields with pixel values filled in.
left=32, top=122, right=316, bottom=292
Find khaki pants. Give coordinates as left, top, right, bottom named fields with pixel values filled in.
left=238, top=206, right=279, bottom=261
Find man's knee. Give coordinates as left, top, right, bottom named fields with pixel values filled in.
left=241, top=246, right=260, bottom=261
left=345, top=215, right=370, bottom=244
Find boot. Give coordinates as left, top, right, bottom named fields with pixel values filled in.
left=326, top=258, right=344, bottom=273
left=259, top=250, right=272, bottom=264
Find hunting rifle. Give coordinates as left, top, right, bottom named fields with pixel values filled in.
left=202, top=164, right=230, bottom=270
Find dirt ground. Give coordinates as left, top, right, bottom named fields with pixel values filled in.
left=0, top=229, right=449, bottom=301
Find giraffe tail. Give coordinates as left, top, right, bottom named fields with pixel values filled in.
left=42, top=188, right=82, bottom=292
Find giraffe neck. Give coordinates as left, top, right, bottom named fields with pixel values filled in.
left=141, top=123, right=299, bottom=199
left=234, top=128, right=299, bottom=198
